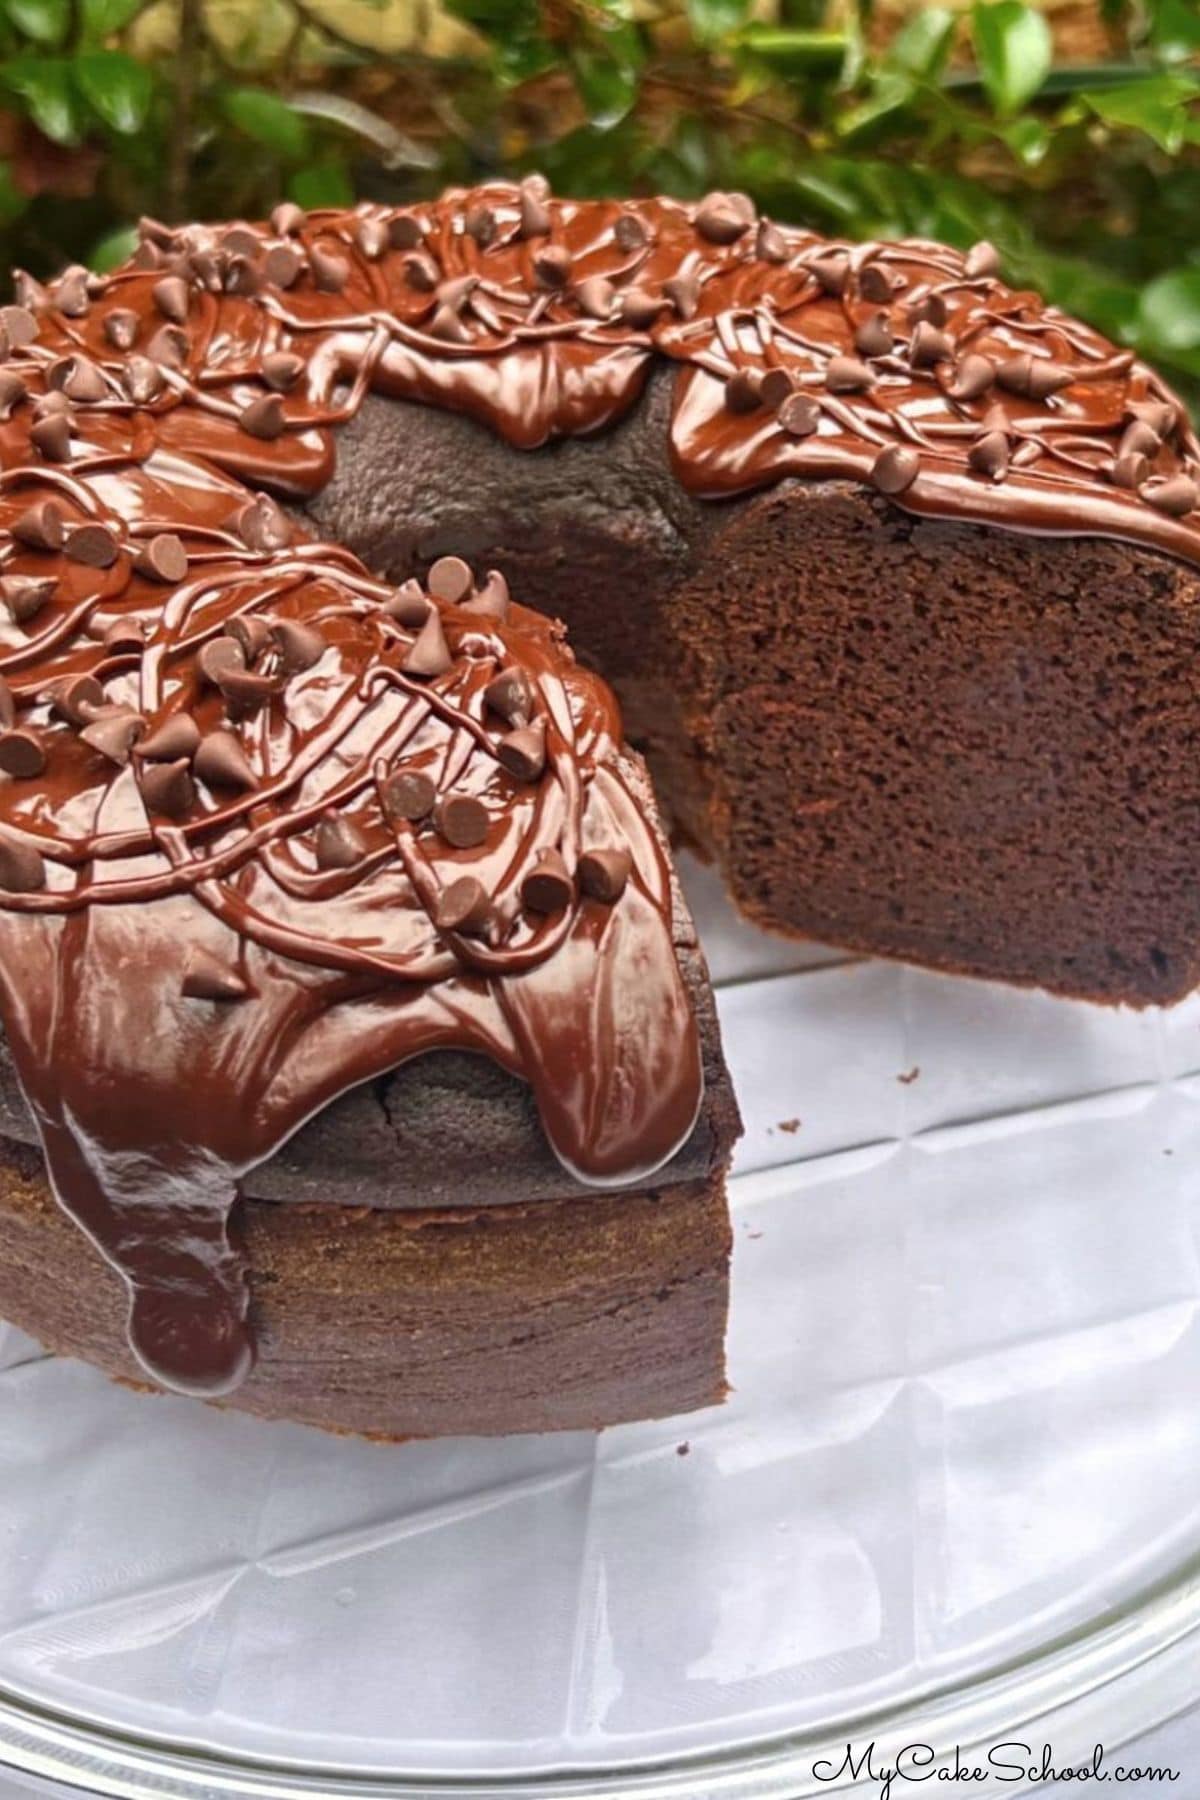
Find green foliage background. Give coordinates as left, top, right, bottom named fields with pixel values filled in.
left=0, top=0, right=1198, bottom=400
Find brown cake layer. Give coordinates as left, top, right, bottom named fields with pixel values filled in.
left=0, top=1136, right=730, bottom=1436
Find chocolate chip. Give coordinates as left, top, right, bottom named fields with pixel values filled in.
left=968, top=429, right=1010, bottom=480
left=1128, top=399, right=1177, bottom=439
left=80, top=708, right=146, bottom=765
left=755, top=220, right=788, bottom=264
left=194, top=731, right=258, bottom=791
left=613, top=212, right=647, bottom=252
left=222, top=226, right=261, bottom=259
left=725, top=370, right=763, bottom=414
left=356, top=217, right=389, bottom=261
left=263, top=351, right=305, bottom=392
left=271, top=202, right=305, bottom=237
left=224, top=255, right=262, bottom=297
left=909, top=321, right=953, bottom=367
left=152, top=275, right=190, bottom=323
left=575, top=276, right=616, bottom=321
left=310, top=245, right=350, bottom=293
left=239, top=394, right=286, bottom=440
left=231, top=495, right=292, bottom=552
left=427, top=556, right=473, bottom=603
left=102, top=615, right=146, bottom=655
left=778, top=393, right=820, bottom=437
left=382, top=768, right=437, bottom=822
left=578, top=846, right=631, bottom=903
left=216, top=666, right=283, bottom=715
left=618, top=288, right=660, bottom=329
left=0, top=677, right=12, bottom=729
left=434, top=791, right=488, bottom=849
left=858, top=262, right=893, bottom=303
left=906, top=290, right=948, bottom=329
left=0, top=576, right=54, bottom=624
left=825, top=356, right=873, bottom=394
left=664, top=272, right=700, bottom=320
left=484, top=665, right=534, bottom=724
left=0, top=372, right=26, bottom=419
left=808, top=252, right=850, bottom=297
left=518, top=180, right=551, bottom=240
left=464, top=205, right=496, bottom=247
left=0, top=830, right=45, bottom=891
left=402, top=608, right=452, bottom=677
left=31, top=413, right=72, bottom=462
left=54, top=267, right=90, bottom=318
left=135, top=533, right=188, bottom=583
left=854, top=311, right=893, bottom=359
left=49, top=354, right=106, bottom=402
left=264, top=244, right=304, bottom=290
left=0, top=728, right=46, bottom=777
left=181, top=947, right=250, bottom=1001
left=34, top=390, right=70, bottom=419
left=429, top=305, right=472, bottom=344
left=315, top=810, right=368, bottom=870
left=12, top=271, right=47, bottom=312
left=497, top=722, right=546, bottom=781
left=124, top=356, right=165, bottom=405
left=226, top=614, right=273, bottom=661
left=964, top=240, right=1000, bottom=279
left=434, top=874, right=491, bottom=934
left=461, top=569, right=511, bottom=622
left=1, top=304, right=38, bottom=347
left=383, top=579, right=430, bottom=627
left=50, top=674, right=104, bottom=725
left=140, top=756, right=195, bottom=817
left=695, top=193, right=752, bottom=245
left=135, top=713, right=201, bottom=761
left=942, top=353, right=996, bottom=402
left=145, top=324, right=187, bottom=368
left=12, top=500, right=64, bottom=551
left=1120, top=419, right=1161, bottom=459
left=1025, top=359, right=1073, bottom=400
left=198, top=636, right=246, bottom=686
left=404, top=252, right=440, bottom=294
left=65, top=523, right=119, bottom=568
left=522, top=848, right=573, bottom=914
left=388, top=213, right=424, bottom=250
left=759, top=368, right=794, bottom=410
left=1140, top=473, right=1198, bottom=517
left=271, top=617, right=326, bottom=672
left=870, top=445, right=920, bottom=495
left=1112, top=451, right=1151, bottom=491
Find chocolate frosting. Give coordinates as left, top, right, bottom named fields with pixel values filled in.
left=0, top=176, right=1198, bottom=1397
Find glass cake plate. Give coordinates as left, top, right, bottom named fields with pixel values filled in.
left=3, top=854, right=1200, bottom=1800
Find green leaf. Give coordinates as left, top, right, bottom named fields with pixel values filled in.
left=1000, top=113, right=1051, bottom=165
left=733, top=26, right=848, bottom=72
left=287, top=160, right=354, bottom=208
left=89, top=223, right=137, bottom=269
left=2, top=54, right=78, bottom=142
left=1140, top=269, right=1200, bottom=354
left=971, top=1, right=1052, bottom=116
left=571, top=25, right=642, bottom=130
left=221, top=87, right=311, bottom=160
left=0, top=160, right=28, bottom=228
left=74, top=50, right=152, bottom=132
left=1081, top=73, right=1200, bottom=154
left=885, top=6, right=955, bottom=78
left=686, top=0, right=749, bottom=46
left=836, top=72, right=915, bottom=144
left=4, top=0, right=69, bottom=46
left=79, top=0, right=147, bottom=36
left=1149, top=0, right=1200, bottom=64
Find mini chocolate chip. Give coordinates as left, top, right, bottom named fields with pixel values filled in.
left=125, top=356, right=165, bottom=405
left=1025, top=359, right=1073, bottom=401
left=271, top=617, right=326, bottom=673
left=942, top=353, right=996, bottom=402
left=224, top=255, right=261, bottom=298
left=264, top=244, right=304, bottom=290
left=809, top=252, right=850, bottom=297
left=226, top=614, right=273, bottom=661
left=870, top=445, right=920, bottom=495
left=429, top=305, right=472, bottom=344
left=1140, top=473, right=1198, bottom=517
left=1128, top=399, right=1177, bottom=439
left=434, top=791, right=488, bottom=848
left=460, top=568, right=511, bottom=621
left=239, top=394, right=286, bottom=440
left=695, top=193, right=752, bottom=245
left=664, top=272, right=700, bottom=320
left=388, top=213, right=424, bottom=250
left=1112, top=451, right=1151, bottom=490
left=497, top=722, right=546, bottom=782
left=271, top=202, right=306, bottom=237
left=356, top=217, right=389, bottom=261
left=383, top=579, right=430, bottom=627
left=54, top=267, right=90, bottom=318
left=1, top=304, right=38, bottom=347
left=140, top=756, right=195, bottom=817
left=522, top=849, right=573, bottom=914
left=484, top=665, right=534, bottom=724
left=135, top=713, right=201, bottom=762
left=854, top=311, right=893, bottom=358
left=50, top=674, right=105, bottom=725
left=1120, top=419, right=1160, bottom=459
left=618, top=288, right=660, bottom=329
left=402, top=608, right=453, bottom=677
left=222, top=226, right=262, bottom=259
left=464, top=205, right=496, bottom=247
left=145, top=324, right=187, bottom=368
left=533, top=245, right=572, bottom=289
left=65, top=523, right=119, bottom=568
left=31, top=413, right=72, bottom=462
left=0, top=728, right=46, bottom=778
left=12, top=272, right=48, bottom=312
left=0, top=576, right=55, bottom=623
left=725, top=370, right=763, bottom=414
left=755, top=220, right=788, bottom=264
left=49, top=354, right=106, bottom=403
left=825, top=356, right=873, bottom=394
left=383, top=768, right=437, bottom=822
left=198, top=636, right=246, bottom=686
left=232, top=495, right=292, bottom=552
left=964, top=240, right=1000, bottom=279
left=613, top=211, right=647, bottom=252
left=778, top=393, right=820, bottom=437
left=404, top=252, right=440, bottom=293
left=434, top=874, right=491, bottom=935
left=906, top=290, right=948, bottom=329
left=968, top=429, right=1010, bottom=480
left=80, top=708, right=146, bottom=765
left=858, top=262, right=893, bottom=303
left=102, top=615, right=146, bottom=655
left=310, top=245, right=350, bottom=293
left=217, top=665, right=284, bottom=715
left=12, top=500, right=64, bottom=551
left=427, top=555, right=474, bottom=603
left=152, top=275, right=190, bottom=323
left=518, top=180, right=551, bottom=240
left=578, top=846, right=631, bottom=903
left=0, top=830, right=45, bottom=891
left=909, top=321, right=953, bottom=367
left=315, top=810, right=368, bottom=870
left=759, top=368, right=794, bottom=410
left=262, top=351, right=305, bottom=392
left=182, top=947, right=250, bottom=1001
left=0, top=372, right=27, bottom=419
left=194, top=730, right=258, bottom=791
left=134, top=533, right=188, bottom=583
left=575, top=276, right=615, bottom=321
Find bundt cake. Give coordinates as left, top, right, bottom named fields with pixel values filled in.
left=0, top=175, right=1198, bottom=1432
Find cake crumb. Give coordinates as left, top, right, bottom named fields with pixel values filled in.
left=897, top=1065, right=921, bottom=1085
left=676, top=1441, right=690, bottom=1457
left=777, top=1117, right=801, bottom=1134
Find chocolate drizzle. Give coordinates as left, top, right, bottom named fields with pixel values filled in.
left=2, top=176, right=1199, bottom=1397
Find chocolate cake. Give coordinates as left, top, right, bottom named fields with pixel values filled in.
left=1, top=175, right=1199, bottom=1432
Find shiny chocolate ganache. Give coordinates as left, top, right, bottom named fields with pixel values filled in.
left=0, top=177, right=1198, bottom=1398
